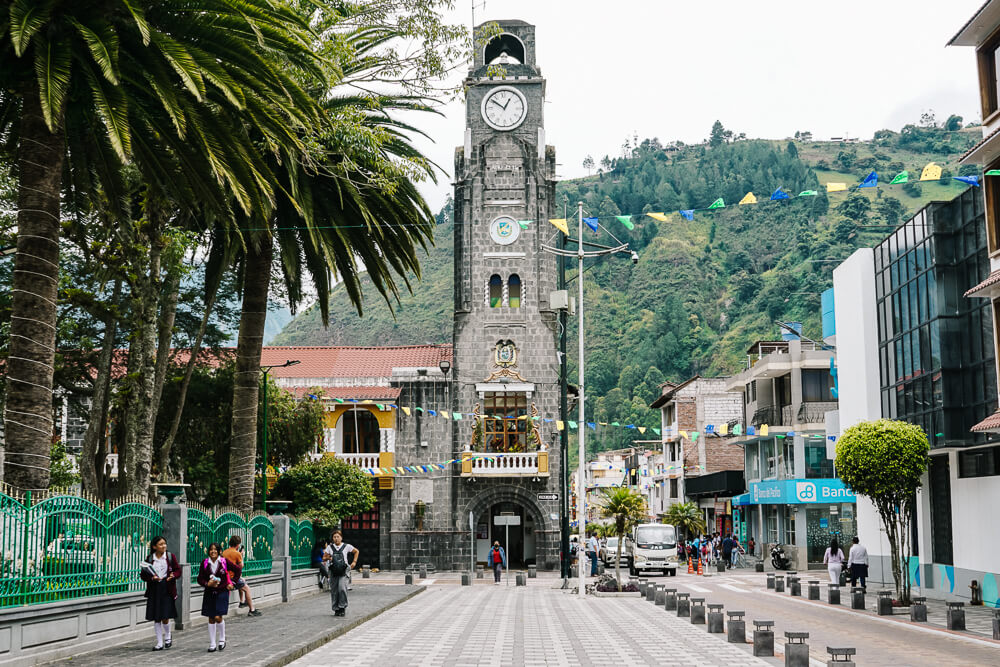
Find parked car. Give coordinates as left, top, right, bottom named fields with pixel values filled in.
left=600, top=537, right=624, bottom=566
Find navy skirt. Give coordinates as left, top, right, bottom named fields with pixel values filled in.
left=201, top=588, right=230, bottom=617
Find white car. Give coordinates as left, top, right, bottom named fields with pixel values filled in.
left=601, top=537, right=625, bottom=566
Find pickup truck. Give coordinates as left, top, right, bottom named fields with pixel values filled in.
left=626, top=523, right=679, bottom=576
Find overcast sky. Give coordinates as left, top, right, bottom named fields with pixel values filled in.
left=409, top=0, right=985, bottom=211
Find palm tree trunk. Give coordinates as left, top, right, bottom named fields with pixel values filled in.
left=229, top=240, right=273, bottom=510
left=80, top=280, right=122, bottom=494
left=2, top=81, right=64, bottom=491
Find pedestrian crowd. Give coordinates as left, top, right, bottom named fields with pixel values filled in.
left=681, top=532, right=746, bottom=569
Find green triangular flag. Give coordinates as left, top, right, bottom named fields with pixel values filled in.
left=375, top=403, right=384, bottom=410
left=707, top=198, right=725, bottom=209
left=615, top=215, right=635, bottom=230
left=733, top=424, right=742, bottom=435
left=652, top=428, right=660, bottom=435
left=415, top=407, right=424, bottom=412
left=890, top=171, right=908, bottom=184
left=568, top=420, right=578, bottom=429
left=798, top=190, right=818, bottom=197
left=517, top=220, right=532, bottom=229
left=611, top=421, right=620, bottom=427
left=452, top=412, right=462, bottom=420
left=987, top=170, right=1000, bottom=176
left=334, top=398, right=344, bottom=403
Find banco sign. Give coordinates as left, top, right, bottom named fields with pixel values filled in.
left=739, top=479, right=856, bottom=506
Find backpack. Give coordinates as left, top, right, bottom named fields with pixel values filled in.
left=329, top=546, right=349, bottom=576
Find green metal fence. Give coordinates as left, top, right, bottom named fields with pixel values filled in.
left=187, top=505, right=274, bottom=581
left=0, top=489, right=163, bottom=609
left=289, top=517, right=316, bottom=570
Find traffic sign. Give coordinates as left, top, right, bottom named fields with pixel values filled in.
left=537, top=493, right=559, bottom=501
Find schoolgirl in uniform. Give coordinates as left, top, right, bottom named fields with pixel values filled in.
left=139, top=536, right=181, bottom=650
left=197, top=542, right=234, bottom=652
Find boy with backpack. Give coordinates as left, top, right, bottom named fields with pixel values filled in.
left=322, top=529, right=359, bottom=617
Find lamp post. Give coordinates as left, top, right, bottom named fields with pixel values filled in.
left=260, top=359, right=300, bottom=510
left=543, top=202, right=634, bottom=596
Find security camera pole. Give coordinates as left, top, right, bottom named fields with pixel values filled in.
left=542, top=202, right=633, bottom=596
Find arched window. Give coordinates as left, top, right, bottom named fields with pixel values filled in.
left=484, top=34, right=525, bottom=65
left=343, top=410, right=380, bottom=454
left=489, top=274, right=503, bottom=307
left=508, top=274, right=521, bottom=308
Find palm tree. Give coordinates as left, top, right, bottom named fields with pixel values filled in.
left=664, top=501, right=707, bottom=546
left=0, top=0, right=324, bottom=491
left=600, top=487, right=647, bottom=591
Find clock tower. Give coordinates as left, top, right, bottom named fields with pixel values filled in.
left=450, top=20, right=562, bottom=570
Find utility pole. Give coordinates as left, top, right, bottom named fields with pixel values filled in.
left=576, top=201, right=587, bottom=597
left=559, top=216, right=570, bottom=580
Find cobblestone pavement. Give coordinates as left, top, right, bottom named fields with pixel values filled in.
left=289, top=583, right=773, bottom=667
left=663, top=570, right=1000, bottom=666
left=54, top=584, right=422, bottom=667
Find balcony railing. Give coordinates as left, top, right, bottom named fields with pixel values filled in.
left=338, top=452, right=381, bottom=469
left=461, top=451, right=549, bottom=477
left=751, top=406, right=777, bottom=427
left=797, top=401, right=838, bottom=424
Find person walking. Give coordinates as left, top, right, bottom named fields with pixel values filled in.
left=587, top=533, right=600, bottom=576
left=847, top=536, right=869, bottom=592
left=197, top=542, right=234, bottom=652
left=223, top=536, right=262, bottom=617
left=314, top=539, right=329, bottom=589
left=823, top=538, right=846, bottom=585
left=721, top=534, right=735, bottom=569
left=139, top=536, right=181, bottom=651
left=323, top=530, right=358, bottom=616
left=489, top=541, right=506, bottom=584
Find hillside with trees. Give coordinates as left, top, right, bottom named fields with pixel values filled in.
left=274, top=116, right=981, bottom=455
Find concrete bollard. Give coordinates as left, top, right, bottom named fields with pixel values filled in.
left=766, top=572, right=775, bottom=589
left=654, top=585, right=666, bottom=606
left=362, top=564, right=371, bottom=579
left=774, top=575, right=785, bottom=593
left=707, top=604, right=724, bottom=633
left=784, top=632, right=809, bottom=667
left=690, top=597, right=706, bottom=624
left=638, top=578, right=649, bottom=595
left=676, top=592, right=691, bottom=617
left=946, top=602, right=965, bottom=631
left=850, top=587, right=865, bottom=610
left=992, top=609, right=1000, bottom=640
left=419, top=564, right=428, bottom=579
left=826, top=647, right=857, bottom=667
left=910, top=596, right=927, bottom=622
left=808, top=580, right=820, bottom=600
left=405, top=573, right=414, bottom=585
left=752, top=620, right=775, bottom=657
left=476, top=565, right=484, bottom=579
left=646, top=583, right=657, bottom=601
left=717, top=561, right=727, bottom=573
left=727, top=611, right=746, bottom=644
left=516, top=573, right=526, bottom=586
left=789, top=576, right=801, bottom=597
left=527, top=564, right=537, bottom=579
left=461, top=573, right=471, bottom=586
left=756, top=562, right=765, bottom=573
left=877, top=590, right=893, bottom=616
left=663, top=588, right=678, bottom=611
left=598, top=561, right=605, bottom=576
left=827, top=584, right=840, bottom=605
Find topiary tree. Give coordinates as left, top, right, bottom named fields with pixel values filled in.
left=272, top=458, right=376, bottom=527
left=835, top=419, right=929, bottom=603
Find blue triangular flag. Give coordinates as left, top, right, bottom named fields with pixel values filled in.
left=858, top=171, right=878, bottom=188
left=428, top=409, right=437, bottom=416
left=770, top=188, right=790, bottom=201
left=583, top=216, right=599, bottom=232
left=679, top=209, right=694, bottom=221
left=587, top=422, right=596, bottom=430
left=953, top=175, right=980, bottom=187
left=747, top=426, right=756, bottom=436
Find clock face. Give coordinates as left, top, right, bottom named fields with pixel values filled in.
left=489, top=216, right=520, bottom=245
left=481, top=87, right=527, bottom=131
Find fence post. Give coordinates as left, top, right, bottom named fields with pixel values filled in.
left=271, top=514, right=291, bottom=602
left=161, top=502, right=190, bottom=630
left=19, top=491, right=31, bottom=608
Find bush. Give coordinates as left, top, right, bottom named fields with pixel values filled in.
left=272, top=457, right=375, bottom=525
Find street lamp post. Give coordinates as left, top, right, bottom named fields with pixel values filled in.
left=543, top=202, right=634, bottom=596
left=260, top=359, right=300, bottom=511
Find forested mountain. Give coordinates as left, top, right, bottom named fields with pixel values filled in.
left=273, top=119, right=980, bottom=454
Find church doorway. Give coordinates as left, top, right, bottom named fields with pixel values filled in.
left=484, top=502, right=536, bottom=567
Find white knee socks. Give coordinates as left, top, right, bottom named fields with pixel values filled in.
left=208, top=622, right=217, bottom=647
left=218, top=620, right=226, bottom=642
left=163, top=621, right=171, bottom=642
left=154, top=623, right=163, bottom=647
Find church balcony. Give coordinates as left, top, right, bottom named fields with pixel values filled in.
left=460, top=450, right=549, bottom=478
left=321, top=451, right=395, bottom=490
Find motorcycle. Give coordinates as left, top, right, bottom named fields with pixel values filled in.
left=770, top=544, right=791, bottom=570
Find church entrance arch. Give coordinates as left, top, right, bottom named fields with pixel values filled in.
left=466, top=488, right=546, bottom=568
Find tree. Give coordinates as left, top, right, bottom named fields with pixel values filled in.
left=663, top=501, right=706, bottom=543
left=599, top=487, right=647, bottom=590
left=272, top=457, right=376, bottom=526
left=836, top=194, right=871, bottom=224
left=786, top=141, right=798, bottom=159
left=709, top=120, right=727, bottom=148
left=944, top=114, right=964, bottom=131
left=583, top=155, right=595, bottom=175
left=835, top=419, right=929, bottom=604
left=876, top=197, right=906, bottom=227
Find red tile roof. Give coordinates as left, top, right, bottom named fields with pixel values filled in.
left=285, top=385, right=401, bottom=401
left=260, top=345, right=452, bottom=379
left=964, top=269, right=1000, bottom=298
left=971, top=409, right=1000, bottom=433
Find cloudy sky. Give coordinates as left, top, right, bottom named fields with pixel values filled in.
left=410, top=0, right=985, bottom=211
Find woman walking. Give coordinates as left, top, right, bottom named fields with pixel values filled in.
left=323, top=530, right=358, bottom=616
left=139, top=536, right=181, bottom=651
left=197, top=542, right=234, bottom=652
left=823, top=538, right=846, bottom=584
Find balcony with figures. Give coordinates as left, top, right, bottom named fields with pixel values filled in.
left=460, top=399, right=549, bottom=478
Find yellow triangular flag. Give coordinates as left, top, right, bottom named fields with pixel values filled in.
left=548, top=218, right=569, bottom=235
left=638, top=426, right=646, bottom=434
left=646, top=212, right=669, bottom=222
left=920, top=162, right=942, bottom=181
left=680, top=430, right=688, bottom=440
left=402, top=407, right=411, bottom=416
left=556, top=420, right=565, bottom=431
left=761, top=424, right=769, bottom=436
left=719, top=423, right=728, bottom=435
left=826, top=183, right=847, bottom=193
left=738, top=192, right=757, bottom=205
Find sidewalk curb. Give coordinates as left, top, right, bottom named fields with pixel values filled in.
left=265, top=586, right=425, bottom=667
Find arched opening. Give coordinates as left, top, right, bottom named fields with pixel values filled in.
left=342, top=409, right=380, bottom=454
left=489, top=274, right=503, bottom=307
left=508, top=274, right=521, bottom=308
left=483, top=33, right=525, bottom=65
left=478, top=501, right=537, bottom=568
